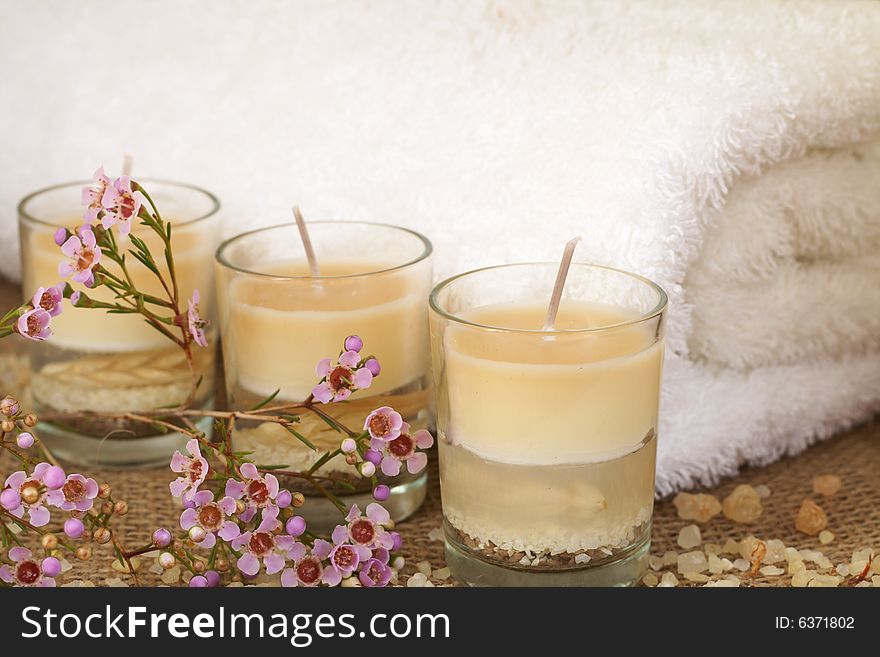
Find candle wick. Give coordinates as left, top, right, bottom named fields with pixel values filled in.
left=122, top=154, right=133, bottom=177
left=292, top=205, right=321, bottom=276
left=543, top=236, right=581, bottom=331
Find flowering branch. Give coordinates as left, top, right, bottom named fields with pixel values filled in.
left=0, top=168, right=433, bottom=587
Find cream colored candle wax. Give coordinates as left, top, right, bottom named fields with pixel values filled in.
left=22, top=219, right=216, bottom=352
left=223, top=258, right=428, bottom=401
left=443, top=301, right=662, bottom=464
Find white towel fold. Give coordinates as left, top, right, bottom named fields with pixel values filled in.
left=1, top=0, right=878, bottom=494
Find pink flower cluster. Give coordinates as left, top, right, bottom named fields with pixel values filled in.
left=312, top=335, right=381, bottom=403
left=1, top=463, right=98, bottom=528
left=82, top=166, right=144, bottom=237
left=13, top=284, right=65, bottom=342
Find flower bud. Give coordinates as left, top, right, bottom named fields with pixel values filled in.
left=364, top=449, right=382, bottom=465
left=215, top=558, right=229, bottom=572
left=344, top=335, right=363, bottom=353
left=113, top=500, right=128, bottom=515
left=188, top=575, right=208, bottom=588
left=43, top=466, right=66, bottom=490
left=23, top=414, right=37, bottom=427
left=392, top=556, right=405, bottom=570
left=276, top=489, right=292, bottom=508
left=192, top=560, right=206, bottom=574
left=75, top=546, right=92, bottom=561
left=98, top=483, right=112, bottom=498
left=41, top=533, right=58, bottom=550
left=0, top=488, right=20, bottom=511
left=235, top=499, right=246, bottom=514
left=345, top=453, right=358, bottom=465
left=341, top=438, right=357, bottom=454
left=365, top=358, right=381, bottom=377
left=64, top=517, right=85, bottom=539
left=15, top=432, right=34, bottom=449
left=204, top=570, right=221, bottom=587
left=359, top=461, right=376, bottom=477
left=158, top=552, right=176, bottom=569
left=291, top=492, right=305, bottom=508
left=0, top=396, right=20, bottom=417
left=373, top=484, right=390, bottom=502
left=152, top=528, right=172, bottom=548
left=53, top=227, right=70, bottom=247
left=101, top=501, right=113, bottom=515
left=188, top=526, right=207, bottom=543
left=93, top=527, right=111, bottom=544
left=1, top=419, right=15, bottom=433
left=41, top=557, right=62, bottom=578
left=285, top=515, right=306, bottom=537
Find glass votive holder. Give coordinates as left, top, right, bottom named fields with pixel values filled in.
left=429, top=263, right=667, bottom=586
left=215, top=221, right=433, bottom=530
left=18, top=179, right=221, bottom=467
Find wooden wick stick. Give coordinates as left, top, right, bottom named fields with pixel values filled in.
left=122, top=154, right=133, bottom=177
left=292, top=205, right=320, bottom=276
left=543, top=236, right=581, bottom=330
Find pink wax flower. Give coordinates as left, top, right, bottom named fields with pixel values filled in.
left=332, top=503, right=394, bottom=551
left=0, top=548, right=57, bottom=587
left=187, top=290, right=208, bottom=347
left=363, top=406, right=403, bottom=442
left=312, top=538, right=371, bottom=586
left=280, top=545, right=340, bottom=587
left=358, top=557, right=393, bottom=587
left=100, top=175, right=144, bottom=237
left=225, top=463, right=280, bottom=522
left=231, top=510, right=299, bottom=577
left=15, top=308, right=52, bottom=341
left=169, top=438, right=209, bottom=502
left=312, top=338, right=376, bottom=403
left=59, top=226, right=101, bottom=285
left=179, top=490, right=240, bottom=548
left=3, top=463, right=64, bottom=527
left=45, top=473, right=99, bottom=512
left=81, top=166, right=112, bottom=222
left=371, top=422, right=433, bottom=477
left=31, top=284, right=64, bottom=317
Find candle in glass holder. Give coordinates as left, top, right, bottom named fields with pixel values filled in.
left=215, top=221, right=433, bottom=528
left=430, top=263, right=666, bottom=586
left=18, top=179, right=220, bottom=466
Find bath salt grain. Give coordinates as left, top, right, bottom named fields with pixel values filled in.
left=722, top=485, right=763, bottom=523
left=759, top=565, right=784, bottom=577
left=733, top=558, right=750, bottom=572
left=662, top=551, right=679, bottom=566
left=677, top=524, right=702, bottom=549
left=754, top=484, right=771, bottom=499
left=795, top=499, right=828, bottom=536
left=416, top=561, right=433, bottom=576
left=812, top=474, right=842, bottom=497
left=677, top=550, right=708, bottom=574
left=673, top=492, right=722, bottom=522
left=819, top=530, right=834, bottom=545
left=658, top=572, right=679, bottom=587
left=642, top=572, right=658, bottom=587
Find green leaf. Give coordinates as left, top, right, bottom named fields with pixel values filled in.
left=249, top=389, right=280, bottom=411
left=284, top=425, right=317, bottom=451
left=254, top=464, right=291, bottom=471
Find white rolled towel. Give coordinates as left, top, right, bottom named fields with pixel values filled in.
left=1, top=0, right=878, bottom=493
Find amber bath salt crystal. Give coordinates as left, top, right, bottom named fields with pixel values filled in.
left=673, top=492, right=722, bottom=522
left=795, top=499, right=828, bottom=536
left=722, top=485, right=763, bottom=523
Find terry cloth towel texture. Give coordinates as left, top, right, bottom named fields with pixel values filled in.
left=1, top=0, right=879, bottom=494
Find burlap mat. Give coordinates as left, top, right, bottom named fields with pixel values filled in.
left=1, top=280, right=877, bottom=586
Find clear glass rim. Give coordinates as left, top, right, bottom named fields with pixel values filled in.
left=429, top=262, right=668, bottom=334
left=215, top=220, right=433, bottom=280
left=18, top=178, right=221, bottom=228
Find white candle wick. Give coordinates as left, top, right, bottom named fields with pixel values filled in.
left=543, top=236, right=581, bottom=331
left=292, top=205, right=321, bottom=276
left=122, top=154, right=133, bottom=177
